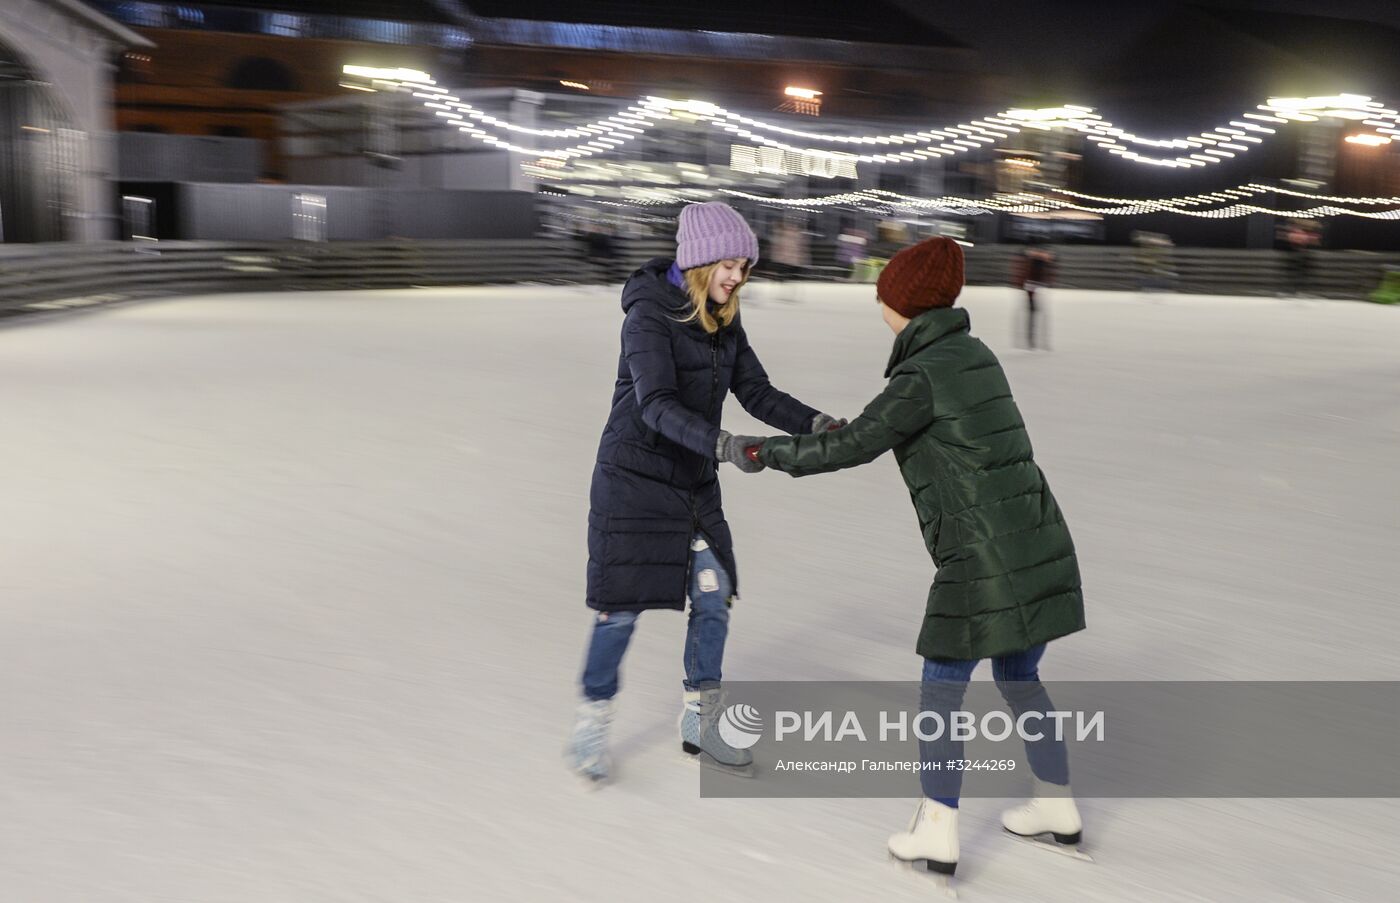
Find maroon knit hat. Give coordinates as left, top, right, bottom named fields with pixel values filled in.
left=876, top=237, right=965, bottom=318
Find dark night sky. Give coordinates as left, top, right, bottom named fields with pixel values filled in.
left=881, top=0, right=1400, bottom=135
left=888, top=1, right=1400, bottom=90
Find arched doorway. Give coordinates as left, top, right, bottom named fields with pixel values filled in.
left=0, top=38, right=78, bottom=242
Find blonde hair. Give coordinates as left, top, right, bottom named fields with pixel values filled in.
left=679, top=261, right=747, bottom=334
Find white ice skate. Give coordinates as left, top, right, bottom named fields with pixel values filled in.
left=887, top=798, right=959, bottom=898
left=678, top=687, right=755, bottom=778
left=566, top=698, right=614, bottom=788
left=1001, top=779, right=1093, bottom=862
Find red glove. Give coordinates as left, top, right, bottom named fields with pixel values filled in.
left=716, top=431, right=766, bottom=473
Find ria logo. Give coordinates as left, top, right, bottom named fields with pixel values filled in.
left=717, top=703, right=763, bottom=750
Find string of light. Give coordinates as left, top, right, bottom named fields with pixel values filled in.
left=345, top=69, right=1400, bottom=170
left=693, top=185, right=1400, bottom=219
left=395, top=74, right=672, bottom=160
left=539, top=181, right=1400, bottom=218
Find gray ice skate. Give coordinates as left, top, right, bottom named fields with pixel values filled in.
left=566, top=698, right=614, bottom=788
left=679, top=687, right=755, bottom=778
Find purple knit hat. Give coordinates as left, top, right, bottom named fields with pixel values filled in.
left=675, top=202, right=760, bottom=270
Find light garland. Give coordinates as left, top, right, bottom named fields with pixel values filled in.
left=540, top=178, right=1400, bottom=219
left=346, top=68, right=1400, bottom=170
left=541, top=180, right=1400, bottom=219
left=711, top=185, right=1400, bottom=219
left=1257, top=183, right=1400, bottom=204
left=393, top=74, right=673, bottom=160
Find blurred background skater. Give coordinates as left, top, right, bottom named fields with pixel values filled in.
left=767, top=218, right=811, bottom=302
left=1132, top=230, right=1177, bottom=295
left=585, top=222, right=620, bottom=290
left=567, top=201, right=845, bottom=786
left=836, top=222, right=869, bottom=281
left=871, top=220, right=907, bottom=272
left=853, top=220, right=907, bottom=283
left=1013, top=241, right=1057, bottom=349
left=1281, top=219, right=1321, bottom=298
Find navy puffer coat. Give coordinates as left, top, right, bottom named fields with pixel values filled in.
left=586, top=258, right=819, bottom=612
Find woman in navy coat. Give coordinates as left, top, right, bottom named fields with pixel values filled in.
left=568, top=203, right=842, bottom=784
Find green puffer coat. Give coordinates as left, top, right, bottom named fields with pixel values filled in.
left=758, top=307, right=1085, bottom=661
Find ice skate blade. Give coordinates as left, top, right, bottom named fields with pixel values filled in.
left=573, top=770, right=611, bottom=791
left=679, top=747, right=756, bottom=779
left=888, top=852, right=959, bottom=898
left=568, top=757, right=611, bottom=790
left=1003, top=828, right=1094, bottom=863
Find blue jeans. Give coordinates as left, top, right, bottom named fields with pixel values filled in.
left=581, top=537, right=732, bottom=700
left=917, top=644, right=1071, bottom=805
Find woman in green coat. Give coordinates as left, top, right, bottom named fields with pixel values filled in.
left=737, top=237, right=1088, bottom=880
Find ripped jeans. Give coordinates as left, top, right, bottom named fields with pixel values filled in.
left=581, top=536, right=732, bottom=700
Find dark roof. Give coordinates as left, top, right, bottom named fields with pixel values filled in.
left=86, top=1, right=474, bottom=47
left=125, top=1, right=459, bottom=24
left=94, top=1, right=964, bottom=46
left=461, top=0, right=968, bottom=48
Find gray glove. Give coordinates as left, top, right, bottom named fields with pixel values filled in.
left=716, top=430, right=766, bottom=474
left=811, top=413, right=849, bottom=433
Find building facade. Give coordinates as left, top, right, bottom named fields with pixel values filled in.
left=0, top=0, right=149, bottom=241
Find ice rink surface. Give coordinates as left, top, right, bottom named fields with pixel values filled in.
left=1, top=282, right=1397, bottom=901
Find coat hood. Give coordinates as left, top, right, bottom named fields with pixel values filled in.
left=622, top=257, right=691, bottom=315
left=886, top=307, right=971, bottom=376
